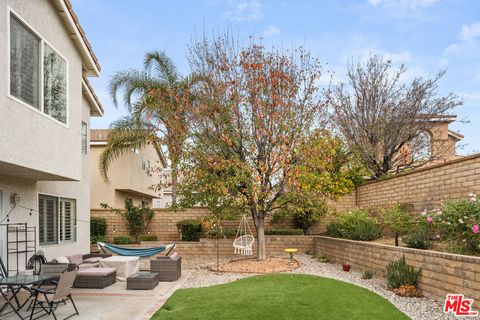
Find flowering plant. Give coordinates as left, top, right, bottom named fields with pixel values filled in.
left=428, top=193, right=480, bottom=252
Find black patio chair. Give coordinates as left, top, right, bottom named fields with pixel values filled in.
left=0, top=257, right=23, bottom=319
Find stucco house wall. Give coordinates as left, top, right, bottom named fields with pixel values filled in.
left=0, top=0, right=102, bottom=271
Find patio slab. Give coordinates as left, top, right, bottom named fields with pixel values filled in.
left=2, top=271, right=190, bottom=320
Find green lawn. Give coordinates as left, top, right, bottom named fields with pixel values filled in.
left=152, top=274, right=410, bottom=320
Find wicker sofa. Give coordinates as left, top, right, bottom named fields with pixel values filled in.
left=74, top=267, right=117, bottom=289
left=43, top=253, right=116, bottom=289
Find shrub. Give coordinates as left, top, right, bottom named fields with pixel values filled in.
left=177, top=220, right=202, bottom=241
left=90, top=217, right=107, bottom=244
left=381, top=204, right=414, bottom=236
left=385, top=256, right=421, bottom=289
left=353, top=220, right=382, bottom=241
left=326, top=222, right=342, bottom=238
left=362, top=270, right=373, bottom=280
left=264, top=229, right=304, bottom=235
left=328, top=210, right=381, bottom=241
left=431, top=195, right=480, bottom=252
left=205, top=228, right=236, bottom=239
left=90, top=235, right=106, bottom=244
left=113, top=236, right=132, bottom=244
left=139, top=234, right=158, bottom=241
left=314, top=253, right=331, bottom=263
left=403, top=230, right=430, bottom=249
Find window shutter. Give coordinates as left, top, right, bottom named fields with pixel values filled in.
left=39, top=195, right=58, bottom=245
left=45, top=197, right=57, bottom=244
left=38, top=197, right=45, bottom=244
left=60, top=198, right=76, bottom=242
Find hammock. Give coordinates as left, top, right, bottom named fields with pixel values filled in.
left=233, top=215, right=254, bottom=256
left=97, top=242, right=175, bottom=257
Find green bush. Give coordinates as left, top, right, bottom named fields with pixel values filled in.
left=385, top=256, right=421, bottom=289
left=326, top=222, right=342, bottom=238
left=139, top=234, right=158, bottom=241
left=362, top=270, right=373, bottom=280
left=314, top=253, right=331, bottom=263
left=264, top=229, right=304, bottom=235
left=206, top=228, right=236, bottom=239
left=90, top=217, right=107, bottom=244
left=291, top=198, right=330, bottom=234
left=113, top=236, right=132, bottom=244
left=177, top=220, right=202, bottom=241
left=433, top=197, right=480, bottom=252
left=381, top=204, right=414, bottom=236
left=90, top=235, right=106, bottom=244
left=353, top=220, right=382, bottom=241
left=327, top=210, right=381, bottom=241
left=403, top=230, right=430, bottom=249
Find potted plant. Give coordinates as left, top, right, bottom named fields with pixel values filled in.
left=342, top=263, right=351, bottom=272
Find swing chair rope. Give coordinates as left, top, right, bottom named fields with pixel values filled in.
left=233, top=214, right=255, bottom=256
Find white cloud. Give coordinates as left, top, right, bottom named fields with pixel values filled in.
left=444, top=21, right=480, bottom=58
left=223, top=0, right=263, bottom=21
left=461, top=22, right=480, bottom=41
left=263, top=25, right=280, bottom=37
left=368, top=0, right=438, bottom=10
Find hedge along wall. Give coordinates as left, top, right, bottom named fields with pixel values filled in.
left=315, top=236, right=480, bottom=307
left=333, top=153, right=480, bottom=212
left=90, top=208, right=296, bottom=242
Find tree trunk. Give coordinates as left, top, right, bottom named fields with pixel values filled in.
left=256, top=217, right=266, bottom=260
left=171, top=164, right=178, bottom=206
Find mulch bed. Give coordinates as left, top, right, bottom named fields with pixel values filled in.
left=215, top=257, right=300, bottom=273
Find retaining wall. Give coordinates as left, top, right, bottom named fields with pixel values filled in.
left=315, top=236, right=480, bottom=307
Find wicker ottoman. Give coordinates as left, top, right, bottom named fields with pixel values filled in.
left=150, top=256, right=181, bottom=281
left=127, top=272, right=160, bottom=290
left=74, top=267, right=116, bottom=289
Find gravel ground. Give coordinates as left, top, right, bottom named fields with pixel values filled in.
left=181, top=254, right=456, bottom=320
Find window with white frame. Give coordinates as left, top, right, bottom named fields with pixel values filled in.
left=38, top=195, right=76, bottom=245
left=81, top=121, right=88, bottom=155
left=9, top=12, right=68, bottom=124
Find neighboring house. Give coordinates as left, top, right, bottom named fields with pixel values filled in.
left=399, top=115, right=464, bottom=168
left=152, top=168, right=173, bottom=209
left=90, top=129, right=168, bottom=209
left=0, top=0, right=103, bottom=271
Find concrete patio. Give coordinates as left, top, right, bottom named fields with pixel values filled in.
left=2, top=272, right=190, bottom=320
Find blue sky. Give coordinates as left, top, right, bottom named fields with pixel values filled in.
left=72, top=0, right=480, bottom=154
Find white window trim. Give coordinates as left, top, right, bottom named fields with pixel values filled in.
left=81, top=121, right=88, bottom=156
left=38, top=192, right=77, bottom=246
left=7, top=7, right=70, bottom=128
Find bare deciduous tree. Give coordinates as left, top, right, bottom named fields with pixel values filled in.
left=328, top=55, right=463, bottom=179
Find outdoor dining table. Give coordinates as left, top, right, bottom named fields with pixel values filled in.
left=0, top=274, right=55, bottom=319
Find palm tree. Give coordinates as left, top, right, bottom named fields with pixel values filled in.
left=99, top=51, right=191, bottom=206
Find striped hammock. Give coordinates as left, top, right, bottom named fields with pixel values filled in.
left=97, top=242, right=175, bottom=257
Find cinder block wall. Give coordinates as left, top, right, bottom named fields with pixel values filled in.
left=315, top=236, right=480, bottom=307
left=137, top=236, right=315, bottom=258
left=91, top=208, right=296, bottom=241
left=333, top=153, right=480, bottom=212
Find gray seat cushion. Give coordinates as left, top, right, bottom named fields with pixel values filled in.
left=78, top=262, right=100, bottom=270
left=78, top=267, right=116, bottom=277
